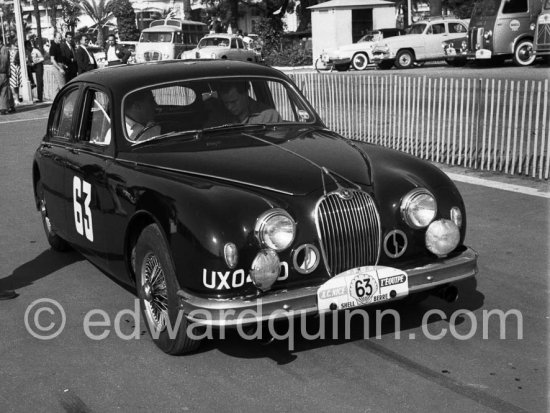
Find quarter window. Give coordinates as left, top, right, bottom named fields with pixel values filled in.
left=83, top=90, right=111, bottom=145
left=428, top=23, right=446, bottom=35
left=50, top=88, right=80, bottom=140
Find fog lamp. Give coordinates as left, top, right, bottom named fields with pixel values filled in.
left=425, top=219, right=460, bottom=257
left=224, top=242, right=238, bottom=269
left=249, top=249, right=280, bottom=292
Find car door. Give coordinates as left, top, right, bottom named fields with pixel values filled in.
left=37, top=86, right=81, bottom=241
left=424, top=22, right=447, bottom=59
left=63, top=86, right=119, bottom=270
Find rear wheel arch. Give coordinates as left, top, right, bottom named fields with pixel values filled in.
left=32, top=162, right=41, bottom=209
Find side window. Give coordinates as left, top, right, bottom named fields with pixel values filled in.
left=231, top=38, right=237, bottom=49
left=50, top=88, right=80, bottom=140
left=236, top=38, right=244, bottom=49
left=431, top=23, right=446, bottom=35
left=502, top=0, right=528, bottom=13
left=83, top=90, right=111, bottom=146
left=267, top=81, right=312, bottom=123
left=449, top=23, right=467, bottom=33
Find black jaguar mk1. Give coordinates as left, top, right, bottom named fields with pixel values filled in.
left=33, top=60, right=478, bottom=354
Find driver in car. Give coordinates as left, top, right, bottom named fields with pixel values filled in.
left=218, top=81, right=281, bottom=125
left=125, top=89, right=161, bottom=141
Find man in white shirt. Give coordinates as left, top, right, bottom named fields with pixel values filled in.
left=125, top=89, right=161, bottom=141
left=105, top=35, right=131, bottom=66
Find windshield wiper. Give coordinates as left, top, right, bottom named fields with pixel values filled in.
left=132, top=129, right=201, bottom=146
left=202, top=123, right=268, bottom=133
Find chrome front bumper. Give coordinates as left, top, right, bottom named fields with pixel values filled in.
left=177, top=247, right=478, bottom=327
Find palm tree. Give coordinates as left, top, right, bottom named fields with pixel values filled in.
left=79, top=0, right=112, bottom=46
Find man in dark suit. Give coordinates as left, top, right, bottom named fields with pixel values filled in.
left=105, top=34, right=131, bottom=66
left=75, top=34, right=98, bottom=75
left=60, top=32, right=78, bottom=82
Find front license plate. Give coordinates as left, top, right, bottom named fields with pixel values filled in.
left=317, top=266, right=409, bottom=313
left=475, top=49, right=492, bottom=59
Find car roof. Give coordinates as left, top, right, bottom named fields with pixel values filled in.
left=142, top=26, right=181, bottom=33
left=415, top=17, right=463, bottom=24
left=72, top=60, right=285, bottom=95
left=202, top=33, right=238, bottom=39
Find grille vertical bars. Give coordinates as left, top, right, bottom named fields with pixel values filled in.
left=315, top=191, right=381, bottom=276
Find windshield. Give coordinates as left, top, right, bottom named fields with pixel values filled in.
left=198, top=37, right=231, bottom=48
left=472, top=0, right=501, bottom=17
left=408, top=23, right=427, bottom=34
left=357, top=32, right=378, bottom=42
left=139, top=32, right=173, bottom=43
left=124, top=77, right=316, bottom=144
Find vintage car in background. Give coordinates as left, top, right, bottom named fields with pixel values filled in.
left=181, top=33, right=261, bottom=62
left=535, top=0, right=550, bottom=61
left=318, top=28, right=406, bottom=71
left=33, top=60, right=477, bottom=355
left=372, top=17, right=469, bottom=69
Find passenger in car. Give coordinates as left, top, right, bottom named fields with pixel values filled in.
left=125, top=89, right=161, bottom=141
left=218, top=82, right=281, bottom=124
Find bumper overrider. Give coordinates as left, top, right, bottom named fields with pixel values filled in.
left=177, top=247, right=478, bottom=327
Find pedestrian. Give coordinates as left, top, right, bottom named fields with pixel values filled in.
left=28, top=40, right=44, bottom=102
left=60, top=32, right=78, bottom=82
left=75, top=34, right=98, bottom=75
left=9, top=40, right=22, bottom=104
left=0, top=38, right=15, bottom=114
left=104, top=34, right=130, bottom=66
left=49, top=32, right=66, bottom=94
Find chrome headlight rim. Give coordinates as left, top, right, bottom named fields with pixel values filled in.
left=400, top=188, right=438, bottom=229
left=254, top=208, right=296, bottom=252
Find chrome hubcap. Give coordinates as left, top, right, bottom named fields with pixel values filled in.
left=141, top=252, right=168, bottom=332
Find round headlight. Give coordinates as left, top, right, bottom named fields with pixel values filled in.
left=425, top=219, right=460, bottom=257
left=400, top=189, right=437, bottom=229
left=250, top=249, right=280, bottom=292
left=254, top=209, right=296, bottom=252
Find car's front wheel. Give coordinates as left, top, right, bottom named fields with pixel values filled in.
left=136, top=223, right=202, bottom=355
left=513, top=39, right=536, bottom=66
left=36, top=180, right=70, bottom=252
left=352, top=53, right=369, bottom=70
left=395, top=50, right=415, bottom=69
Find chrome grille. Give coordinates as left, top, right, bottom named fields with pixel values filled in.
left=468, top=28, right=483, bottom=51
left=144, top=51, right=161, bottom=61
left=315, top=190, right=381, bottom=276
left=537, top=23, right=550, bottom=48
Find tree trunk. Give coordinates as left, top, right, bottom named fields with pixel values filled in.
left=228, top=0, right=239, bottom=32
left=183, top=0, right=191, bottom=20
left=430, top=0, right=442, bottom=16
left=32, top=0, right=44, bottom=51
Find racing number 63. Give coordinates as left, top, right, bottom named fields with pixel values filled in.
left=73, top=176, right=94, bottom=242
left=355, top=277, right=373, bottom=298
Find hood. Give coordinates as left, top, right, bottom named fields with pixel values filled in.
left=339, top=42, right=373, bottom=52
left=377, top=34, right=423, bottom=47
left=122, top=126, right=372, bottom=195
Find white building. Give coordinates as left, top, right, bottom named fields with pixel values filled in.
left=309, top=0, right=397, bottom=63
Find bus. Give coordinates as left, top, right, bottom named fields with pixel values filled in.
left=135, top=18, right=208, bottom=63
left=467, top=0, right=542, bottom=65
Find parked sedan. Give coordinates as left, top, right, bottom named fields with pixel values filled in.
left=320, top=28, right=405, bottom=71
left=33, top=60, right=477, bottom=355
left=372, top=17, right=469, bottom=69
left=181, top=33, right=261, bottom=62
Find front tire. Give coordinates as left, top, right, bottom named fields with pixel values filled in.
left=36, top=180, right=70, bottom=252
left=395, top=50, right=415, bottom=69
left=136, top=224, right=202, bottom=355
left=351, top=53, right=369, bottom=70
left=513, top=39, right=536, bottom=66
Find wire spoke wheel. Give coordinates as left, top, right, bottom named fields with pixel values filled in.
left=141, top=252, right=168, bottom=333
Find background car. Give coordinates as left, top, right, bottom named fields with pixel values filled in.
left=33, top=60, right=477, bottom=355
left=181, top=33, right=261, bottom=62
left=319, top=28, right=406, bottom=71
left=372, top=17, right=469, bottom=69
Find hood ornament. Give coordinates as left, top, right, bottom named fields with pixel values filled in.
left=321, top=167, right=361, bottom=198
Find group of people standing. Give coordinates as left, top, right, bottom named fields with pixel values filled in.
left=0, top=37, right=44, bottom=114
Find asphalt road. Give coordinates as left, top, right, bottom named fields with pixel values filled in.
left=0, top=104, right=548, bottom=412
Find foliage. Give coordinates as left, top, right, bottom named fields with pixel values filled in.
left=444, top=0, right=476, bottom=19
left=79, top=0, right=113, bottom=45
left=263, top=41, right=311, bottom=66
left=255, top=16, right=285, bottom=57
left=107, top=0, right=139, bottom=40
left=62, top=0, right=81, bottom=32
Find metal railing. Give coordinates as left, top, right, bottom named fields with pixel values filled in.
left=290, top=73, right=550, bottom=180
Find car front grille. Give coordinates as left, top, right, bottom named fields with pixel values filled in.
left=537, top=23, right=550, bottom=48
left=468, top=28, right=484, bottom=51
left=315, top=190, right=381, bottom=276
left=143, top=51, right=161, bottom=61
